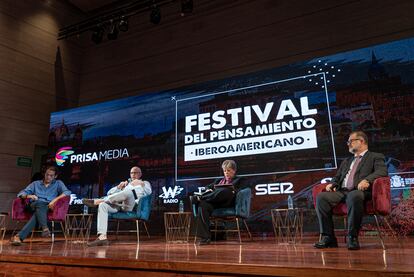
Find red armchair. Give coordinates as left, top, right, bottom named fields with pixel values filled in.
left=312, top=177, right=393, bottom=249
left=12, top=196, right=70, bottom=242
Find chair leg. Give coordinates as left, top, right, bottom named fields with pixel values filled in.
left=51, top=221, right=55, bottom=243
left=383, top=216, right=397, bottom=238
left=214, top=219, right=218, bottom=241
left=136, top=220, right=140, bottom=244
left=235, top=218, right=242, bottom=243
left=116, top=220, right=120, bottom=240
left=243, top=219, right=252, bottom=241
left=11, top=221, right=19, bottom=239
left=373, top=214, right=386, bottom=250
left=143, top=221, right=150, bottom=238
left=60, top=222, right=67, bottom=241
left=343, top=217, right=347, bottom=244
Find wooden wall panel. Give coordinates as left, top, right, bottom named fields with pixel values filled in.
left=0, top=0, right=84, bottom=214
left=0, top=12, right=82, bottom=73
left=0, top=154, right=32, bottom=192
left=78, top=0, right=414, bottom=105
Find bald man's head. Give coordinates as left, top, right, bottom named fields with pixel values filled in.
left=129, top=166, right=142, bottom=180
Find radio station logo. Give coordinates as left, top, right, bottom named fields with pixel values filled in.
left=159, top=186, right=184, bottom=203
left=255, top=182, right=294, bottom=196
left=55, top=147, right=129, bottom=166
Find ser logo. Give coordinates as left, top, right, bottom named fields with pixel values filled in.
left=159, top=186, right=184, bottom=203
left=255, top=182, right=294, bottom=196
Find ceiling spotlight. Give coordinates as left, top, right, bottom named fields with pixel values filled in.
left=91, top=25, right=104, bottom=44
left=119, top=16, right=128, bottom=32
left=180, top=0, right=193, bottom=15
left=107, top=20, right=119, bottom=40
left=150, top=5, right=161, bottom=24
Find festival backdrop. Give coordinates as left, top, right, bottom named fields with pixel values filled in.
left=48, top=36, right=414, bottom=231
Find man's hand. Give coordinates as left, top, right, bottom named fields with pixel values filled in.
left=131, top=179, right=145, bottom=187
left=117, top=181, right=128, bottom=190
left=357, top=180, right=370, bottom=191
left=27, top=195, right=38, bottom=201
left=48, top=199, right=57, bottom=209
left=325, top=184, right=336, bottom=192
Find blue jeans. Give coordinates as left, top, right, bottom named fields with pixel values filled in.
left=18, top=200, right=49, bottom=240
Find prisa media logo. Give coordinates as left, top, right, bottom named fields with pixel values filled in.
left=55, top=147, right=74, bottom=166
left=55, top=147, right=129, bottom=166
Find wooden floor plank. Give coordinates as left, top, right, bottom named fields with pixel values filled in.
left=0, top=236, right=413, bottom=276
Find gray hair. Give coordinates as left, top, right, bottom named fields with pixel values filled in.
left=222, top=160, right=237, bottom=171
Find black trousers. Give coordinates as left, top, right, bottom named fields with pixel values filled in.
left=315, top=189, right=371, bottom=237
left=192, top=188, right=235, bottom=240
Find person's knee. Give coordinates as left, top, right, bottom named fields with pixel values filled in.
left=98, top=202, right=109, bottom=212
left=346, top=191, right=364, bottom=205
left=197, top=200, right=208, bottom=211
left=316, top=192, right=329, bottom=206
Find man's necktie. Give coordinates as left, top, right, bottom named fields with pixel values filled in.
left=346, top=156, right=362, bottom=190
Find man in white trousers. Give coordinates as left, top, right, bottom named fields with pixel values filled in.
left=83, top=166, right=151, bottom=246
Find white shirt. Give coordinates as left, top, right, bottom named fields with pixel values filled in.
left=342, top=150, right=368, bottom=189
left=106, top=179, right=152, bottom=211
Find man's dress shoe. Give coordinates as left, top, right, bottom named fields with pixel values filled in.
left=197, top=238, right=211, bottom=245
left=314, top=235, right=338, bottom=249
left=347, top=236, right=360, bottom=250
left=82, top=198, right=97, bottom=208
left=87, top=238, right=109, bottom=247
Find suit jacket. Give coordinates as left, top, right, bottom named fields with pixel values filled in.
left=206, top=176, right=249, bottom=192
left=331, top=151, right=388, bottom=191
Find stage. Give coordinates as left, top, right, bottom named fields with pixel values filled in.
left=0, top=235, right=413, bottom=276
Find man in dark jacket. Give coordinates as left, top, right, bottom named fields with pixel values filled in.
left=314, top=131, right=388, bottom=250
left=191, top=160, right=249, bottom=245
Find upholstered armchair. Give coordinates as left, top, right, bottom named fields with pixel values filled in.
left=108, top=193, right=152, bottom=243
left=194, top=187, right=252, bottom=243
left=11, top=195, right=70, bottom=242
left=312, top=177, right=393, bottom=249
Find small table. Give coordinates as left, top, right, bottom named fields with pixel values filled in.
left=271, top=208, right=304, bottom=244
left=0, top=214, right=7, bottom=241
left=65, top=214, right=92, bottom=243
left=164, top=212, right=192, bottom=243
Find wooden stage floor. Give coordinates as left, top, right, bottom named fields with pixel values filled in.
left=0, top=235, right=413, bottom=276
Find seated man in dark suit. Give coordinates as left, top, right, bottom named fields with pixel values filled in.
left=314, top=131, right=388, bottom=250
left=190, top=160, right=249, bottom=245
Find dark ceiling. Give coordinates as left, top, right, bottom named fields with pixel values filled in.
left=67, top=0, right=122, bottom=12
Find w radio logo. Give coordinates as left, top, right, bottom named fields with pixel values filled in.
left=55, top=147, right=74, bottom=166
left=159, top=186, right=184, bottom=203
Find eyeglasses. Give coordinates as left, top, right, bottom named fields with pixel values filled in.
left=130, top=171, right=140, bottom=174
left=346, top=138, right=361, bottom=145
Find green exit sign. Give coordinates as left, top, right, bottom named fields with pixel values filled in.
left=17, top=157, right=32, bottom=167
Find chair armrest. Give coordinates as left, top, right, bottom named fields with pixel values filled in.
left=371, top=177, right=391, bottom=215
left=235, top=188, right=251, bottom=218
left=136, top=194, right=152, bottom=221
left=312, top=183, right=328, bottom=208
left=12, top=198, right=31, bottom=220
left=48, top=196, right=70, bottom=221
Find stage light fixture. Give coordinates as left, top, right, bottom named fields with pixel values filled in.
left=180, top=0, right=193, bottom=15
left=150, top=5, right=161, bottom=24
left=91, top=25, right=104, bottom=44
left=119, top=17, right=129, bottom=32
left=107, top=20, right=119, bottom=40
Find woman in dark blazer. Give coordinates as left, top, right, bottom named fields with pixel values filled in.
left=191, top=160, right=248, bottom=245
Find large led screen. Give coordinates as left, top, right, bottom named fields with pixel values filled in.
left=48, top=36, right=414, bottom=228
